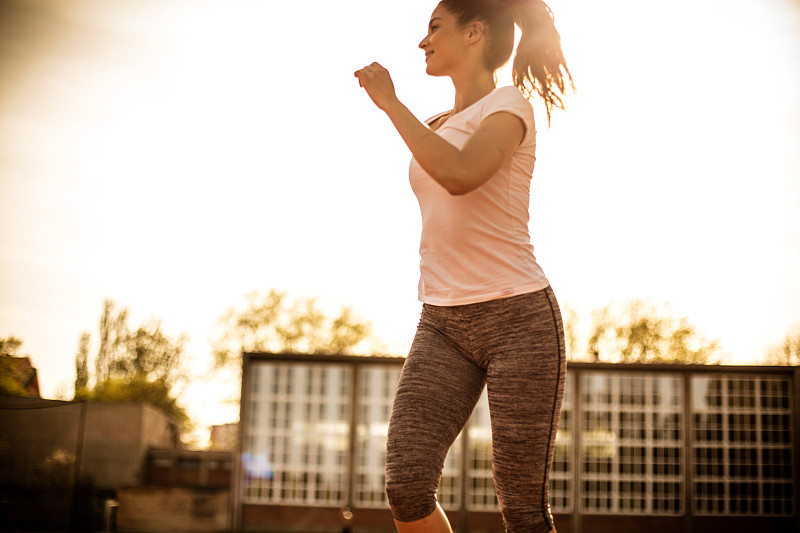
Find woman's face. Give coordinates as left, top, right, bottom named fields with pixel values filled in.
left=418, top=4, right=468, bottom=77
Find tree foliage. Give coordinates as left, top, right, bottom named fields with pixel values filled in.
left=766, top=326, right=800, bottom=366
left=74, top=375, right=189, bottom=426
left=213, top=289, right=375, bottom=368
left=0, top=337, right=23, bottom=357
left=74, top=300, right=189, bottom=426
left=0, top=337, right=34, bottom=396
left=585, top=300, right=721, bottom=364
left=560, top=304, right=579, bottom=360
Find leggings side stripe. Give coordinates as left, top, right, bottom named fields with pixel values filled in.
left=542, top=287, right=565, bottom=530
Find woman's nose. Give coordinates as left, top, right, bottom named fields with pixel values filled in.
left=419, top=36, right=428, bottom=50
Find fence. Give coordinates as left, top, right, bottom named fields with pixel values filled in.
left=234, top=353, right=799, bottom=533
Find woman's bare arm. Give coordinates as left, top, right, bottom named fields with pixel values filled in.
left=355, top=62, right=524, bottom=196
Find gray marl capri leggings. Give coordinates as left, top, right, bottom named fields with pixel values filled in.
left=385, top=286, right=566, bottom=533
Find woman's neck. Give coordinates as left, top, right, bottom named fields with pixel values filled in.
left=450, top=70, right=496, bottom=114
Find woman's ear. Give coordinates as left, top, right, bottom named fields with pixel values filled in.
left=465, top=21, right=486, bottom=44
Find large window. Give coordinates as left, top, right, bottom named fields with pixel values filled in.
left=692, top=374, right=794, bottom=516
left=241, top=363, right=352, bottom=505
left=580, top=372, right=683, bottom=515
left=238, top=356, right=797, bottom=529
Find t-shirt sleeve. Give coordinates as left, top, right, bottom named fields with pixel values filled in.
left=482, top=87, right=536, bottom=144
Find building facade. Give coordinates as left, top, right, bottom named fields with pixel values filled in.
left=115, top=448, right=234, bottom=532
left=235, top=353, right=799, bottom=533
left=0, top=397, right=181, bottom=531
left=211, top=422, right=240, bottom=451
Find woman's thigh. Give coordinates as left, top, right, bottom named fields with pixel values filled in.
left=385, top=315, right=486, bottom=521
left=484, top=288, right=566, bottom=531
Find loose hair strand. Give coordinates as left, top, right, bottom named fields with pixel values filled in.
left=511, top=0, right=574, bottom=124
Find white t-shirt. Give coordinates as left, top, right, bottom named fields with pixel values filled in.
left=409, top=86, right=549, bottom=306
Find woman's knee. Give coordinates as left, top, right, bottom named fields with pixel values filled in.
left=385, top=477, right=439, bottom=522
left=501, top=506, right=555, bottom=533
left=385, top=449, right=441, bottom=522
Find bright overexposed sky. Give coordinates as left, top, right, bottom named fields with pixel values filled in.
left=1, top=0, right=799, bottom=441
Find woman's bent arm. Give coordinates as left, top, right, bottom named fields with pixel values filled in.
left=383, top=100, right=524, bottom=195
left=356, top=62, right=524, bottom=196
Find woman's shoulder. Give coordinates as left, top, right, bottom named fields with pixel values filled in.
left=481, top=86, right=536, bottom=145
left=484, top=86, right=532, bottom=111
left=480, top=86, right=534, bottom=130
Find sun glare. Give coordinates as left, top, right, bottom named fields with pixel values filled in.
left=0, top=0, right=798, bottom=444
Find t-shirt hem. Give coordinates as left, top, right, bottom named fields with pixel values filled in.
left=419, top=280, right=550, bottom=307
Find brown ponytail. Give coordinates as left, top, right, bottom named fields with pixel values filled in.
left=511, top=0, right=574, bottom=123
left=438, top=0, right=574, bottom=123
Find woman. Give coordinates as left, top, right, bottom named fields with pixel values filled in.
left=355, top=1, right=572, bottom=532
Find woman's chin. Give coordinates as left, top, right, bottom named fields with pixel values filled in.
left=425, top=65, right=444, bottom=77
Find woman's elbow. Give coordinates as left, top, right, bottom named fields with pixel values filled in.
left=442, top=180, right=472, bottom=196
left=438, top=170, right=489, bottom=196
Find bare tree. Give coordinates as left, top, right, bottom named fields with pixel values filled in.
left=95, top=300, right=128, bottom=383
left=74, top=333, right=90, bottom=393
left=766, top=326, right=800, bottom=366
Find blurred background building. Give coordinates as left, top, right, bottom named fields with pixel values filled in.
left=1, top=353, right=797, bottom=532
left=210, top=423, right=239, bottom=452
left=0, top=397, right=181, bottom=531
left=236, top=353, right=799, bottom=533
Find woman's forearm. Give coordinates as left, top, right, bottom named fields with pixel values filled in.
left=382, top=100, right=480, bottom=195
